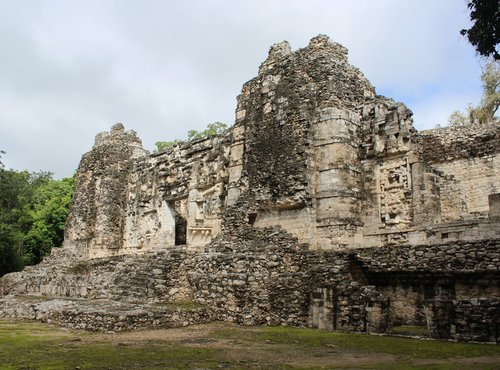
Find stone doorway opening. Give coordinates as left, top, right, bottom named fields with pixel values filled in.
left=175, top=215, right=187, bottom=245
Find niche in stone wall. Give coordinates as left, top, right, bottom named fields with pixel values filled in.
left=489, top=193, right=500, bottom=221
left=309, top=288, right=336, bottom=331
left=169, top=199, right=188, bottom=246
left=175, top=215, right=187, bottom=245
left=248, top=212, right=257, bottom=226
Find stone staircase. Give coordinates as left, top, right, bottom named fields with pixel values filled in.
left=0, top=245, right=214, bottom=332
left=0, top=245, right=193, bottom=303
left=107, top=246, right=194, bottom=303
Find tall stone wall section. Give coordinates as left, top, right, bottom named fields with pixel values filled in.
left=63, top=124, right=146, bottom=257
left=232, top=37, right=376, bottom=250
left=418, top=123, right=500, bottom=216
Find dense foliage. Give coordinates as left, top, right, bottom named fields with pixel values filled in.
left=460, top=0, right=499, bottom=60
left=155, top=122, right=227, bottom=153
left=0, top=160, right=75, bottom=276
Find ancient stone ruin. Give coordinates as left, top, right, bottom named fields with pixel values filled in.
left=1, top=35, right=499, bottom=342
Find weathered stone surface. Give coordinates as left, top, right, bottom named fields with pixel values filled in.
left=1, top=35, right=499, bottom=343
left=57, top=36, right=500, bottom=256
left=0, top=297, right=214, bottom=332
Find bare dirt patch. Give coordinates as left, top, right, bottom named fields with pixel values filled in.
left=76, top=322, right=500, bottom=369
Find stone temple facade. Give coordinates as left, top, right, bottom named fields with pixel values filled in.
left=1, top=35, right=499, bottom=342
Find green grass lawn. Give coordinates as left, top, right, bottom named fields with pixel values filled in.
left=0, top=319, right=498, bottom=369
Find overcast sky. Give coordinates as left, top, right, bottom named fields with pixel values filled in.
left=0, top=0, right=484, bottom=178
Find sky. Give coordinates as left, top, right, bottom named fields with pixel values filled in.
left=0, top=0, right=486, bottom=178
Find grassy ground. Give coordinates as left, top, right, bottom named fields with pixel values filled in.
left=0, top=319, right=499, bottom=369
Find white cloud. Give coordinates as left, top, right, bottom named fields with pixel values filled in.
left=0, top=0, right=486, bottom=177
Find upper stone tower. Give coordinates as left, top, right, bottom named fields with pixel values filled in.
left=227, top=34, right=413, bottom=249
left=64, top=123, right=146, bottom=257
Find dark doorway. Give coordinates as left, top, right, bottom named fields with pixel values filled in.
left=248, top=212, right=257, bottom=226
left=175, top=215, right=187, bottom=245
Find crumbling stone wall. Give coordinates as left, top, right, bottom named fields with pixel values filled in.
left=232, top=36, right=376, bottom=250
left=354, top=240, right=500, bottom=342
left=63, top=123, right=146, bottom=257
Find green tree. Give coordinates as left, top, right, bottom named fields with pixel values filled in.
left=155, top=122, right=228, bottom=153
left=23, top=176, right=75, bottom=265
left=203, top=121, right=227, bottom=137
left=449, top=60, right=499, bottom=125
left=188, top=122, right=227, bottom=141
left=187, top=129, right=204, bottom=141
left=0, top=166, right=75, bottom=275
left=448, top=109, right=469, bottom=126
left=0, top=169, right=34, bottom=275
left=480, top=60, right=500, bottom=119
left=155, top=140, right=180, bottom=153
left=460, top=0, right=499, bottom=60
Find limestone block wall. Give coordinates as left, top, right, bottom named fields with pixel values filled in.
left=354, top=240, right=500, bottom=341
left=62, top=35, right=500, bottom=259
left=253, top=207, right=316, bottom=246
left=418, top=123, right=500, bottom=216
left=432, top=156, right=499, bottom=215
left=3, top=218, right=500, bottom=342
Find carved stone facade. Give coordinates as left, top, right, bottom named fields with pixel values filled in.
left=1, top=35, right=499, bottom=342
left=62, top=35, right=500, bottom=257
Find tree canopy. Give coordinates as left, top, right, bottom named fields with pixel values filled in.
left=460, top=0, right=499, bottom=60
left=448, top=60, right=499, bottom=125
left=187, top=121, right=228, bottom=141
left=0, top=164, right=75, bottom=276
